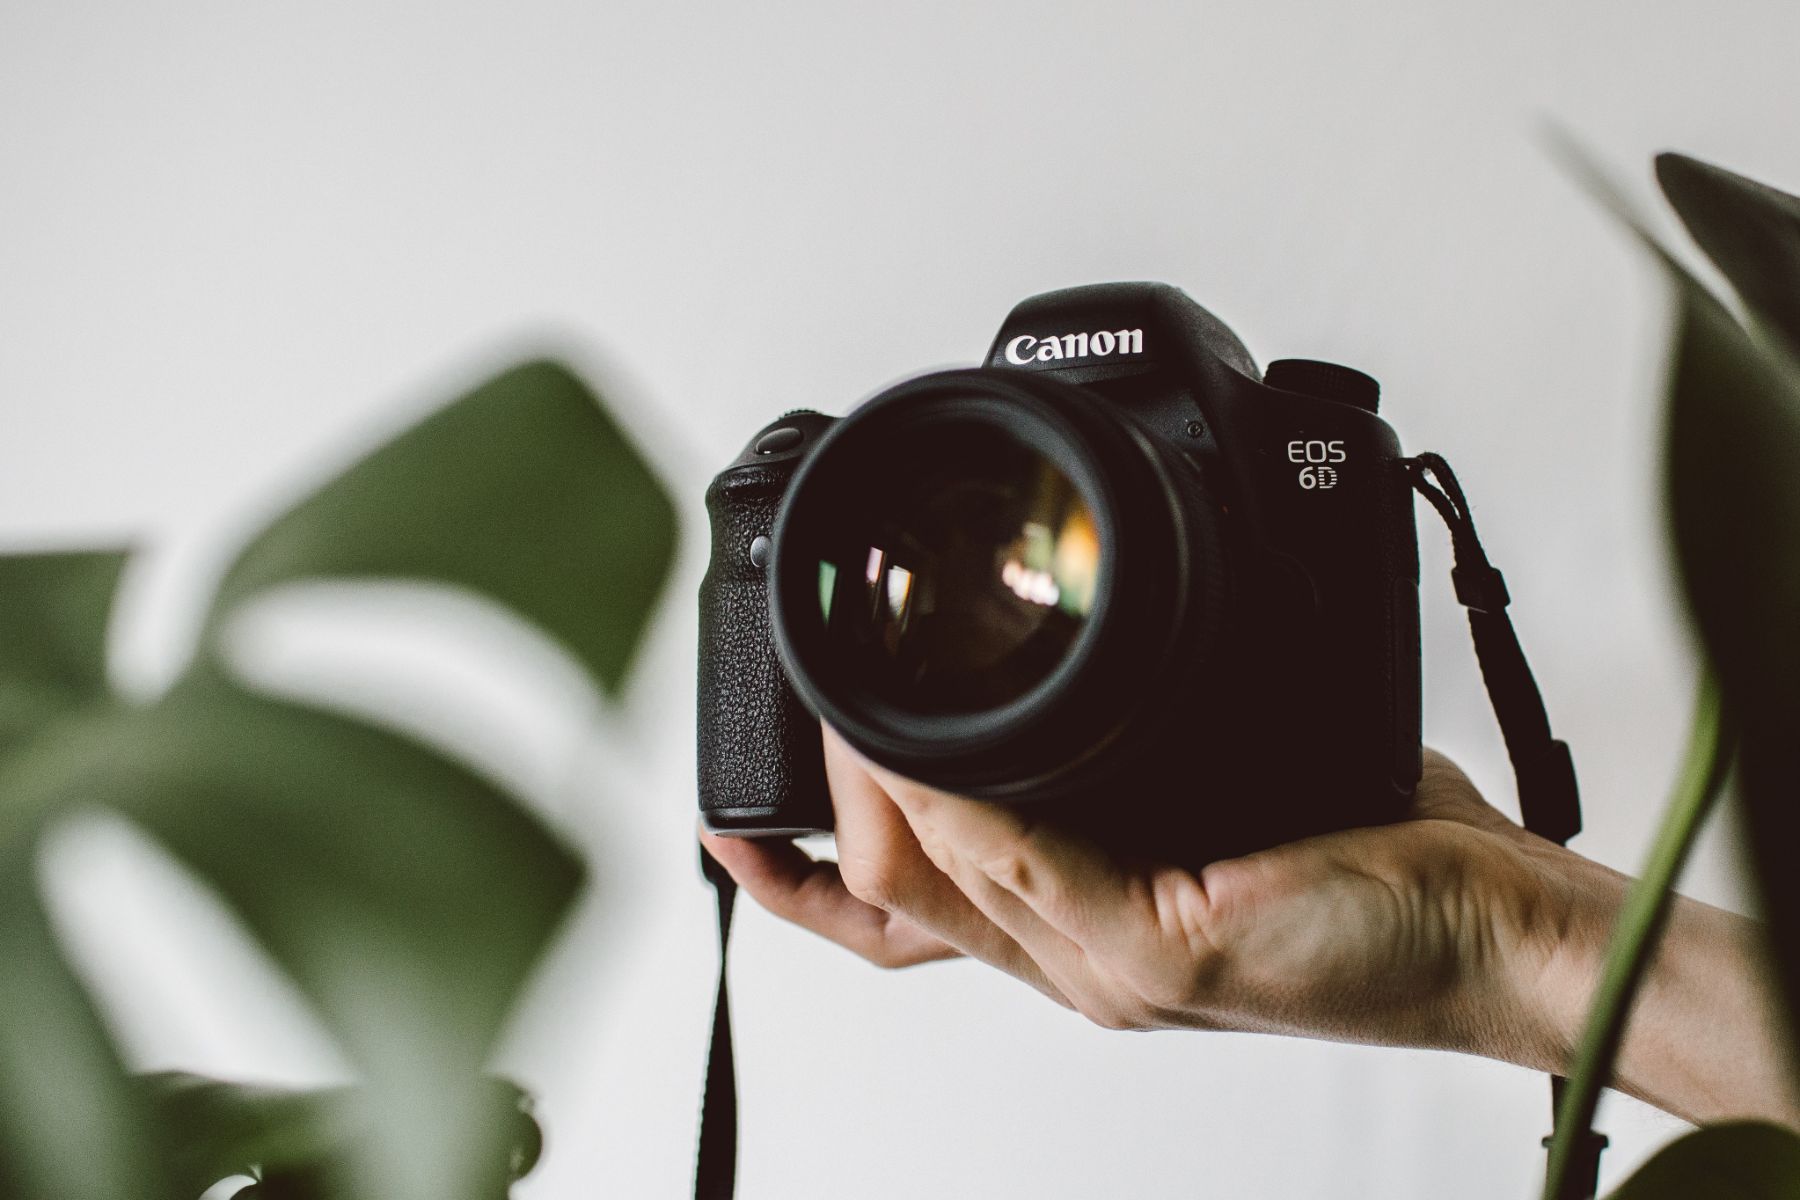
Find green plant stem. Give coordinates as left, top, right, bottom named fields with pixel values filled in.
left=1542, top=674, right=1734, bottom=1200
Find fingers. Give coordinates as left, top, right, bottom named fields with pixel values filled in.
left=714, top=733, right=1529, bottom=1044
left=834, top=731, right=1214, bottom=1026
left=700, top=831, right=957, bottom=968
left=875, top=765, right=1164, bottom=954
left=698, top=728, right=1090, bottom=1004
left=821, top=732, right=1075, bottom=1005
left=888, top=810, right=1118, bottom=1022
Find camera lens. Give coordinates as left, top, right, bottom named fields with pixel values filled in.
left=770, top=368, right=1223, bottom=801
left=811, top=424, right=1101, bottom=716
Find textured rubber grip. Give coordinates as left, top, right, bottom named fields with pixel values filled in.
left=696, top=461, right=833, bottom=836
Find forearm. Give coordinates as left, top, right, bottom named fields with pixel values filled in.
left=1522, top=848, right=1800, bottom=1126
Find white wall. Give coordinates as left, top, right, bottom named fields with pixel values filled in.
left=6, top=2, right=1798, bottom=1196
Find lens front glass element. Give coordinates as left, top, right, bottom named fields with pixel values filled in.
left=814, top=422, right=1101, bottom=716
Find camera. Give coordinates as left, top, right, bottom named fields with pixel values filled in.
left=697, top=282, right=1421, bottom=866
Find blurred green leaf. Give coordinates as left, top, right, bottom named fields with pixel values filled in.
left=1652, top=158, right=1800, bottom=1035
left=204, top=359, right=678, bottom=697
left=1657, top=152, right=1800, bottom=353
left=0, top=550, right=127, bottom=753
left=143, top=1071, right=542, bottom=1197
left=0, top=551, right=162, bottom=1200
left=144, top=1072, right=358, bottom=1197
left=0, top=674, right=579, bottom=1200
left=0, top=856, right=171, bottom=1200
left=0, top=357, right=675, bottom=1198
left=1662, top=266, right=1800, bottom=1027
left=232, top=1175, right=330, bottom=1200
left=1605, top=1122, right=1800, bottom=1199
left=1551, top=141, right=1800, bottom=1196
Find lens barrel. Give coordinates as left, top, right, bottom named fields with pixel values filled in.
left=769, top=369, right=1226, bottom=804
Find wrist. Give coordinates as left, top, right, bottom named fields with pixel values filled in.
left=1481, top=836, right=1627, bottom=1076
left=1478, top=833, right=1800, bottom=1125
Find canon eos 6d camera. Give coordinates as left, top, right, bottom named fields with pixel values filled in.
left=698, top=283, right=1422, bottom=866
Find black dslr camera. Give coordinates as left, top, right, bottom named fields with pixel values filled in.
left=697, top=282, right=1421, bottom=865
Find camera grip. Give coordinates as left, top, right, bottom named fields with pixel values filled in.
left=697, top=462, right=833, bottom=836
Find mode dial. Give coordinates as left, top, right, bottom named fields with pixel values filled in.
left=1264, top=359, right=1380, bottom=414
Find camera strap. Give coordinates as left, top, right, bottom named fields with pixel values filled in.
left=696, top=846, right=739, bottom=1200
left=691, top=452, right=1601, bottom=1200
left=1405, top=451, right=1606, bottom=1200
left=1406, top=453, right=1582, bottom=843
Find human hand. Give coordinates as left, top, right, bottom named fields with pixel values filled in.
left=700, top=728, right=1605, bottom=1070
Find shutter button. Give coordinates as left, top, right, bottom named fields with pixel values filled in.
left=755, top=426, right=805, bottom=454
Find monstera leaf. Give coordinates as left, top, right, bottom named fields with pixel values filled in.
left=0, top=360, right=677, bottom=1200
left=203, top=360, right=675, bottom=694
left=0, top=551, right=166, bottom=1200
left=0, top=550, right=128, bottom=754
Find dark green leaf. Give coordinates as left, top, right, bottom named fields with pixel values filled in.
left=0, top=560, right=150, bottom=1199
left=0, top=359, right=669, bottom=1198
left=1657, top=153, right=1800, bottom=353
left=232, top=1176, right=329, bottom=1200
left=1605, top=1122, right=1800, bottom=1199
left=231, top=1169, right=512, bottom=1200
left=0, top=856, right=172, bottom=1200
left=202, top=360, right=678, bottom=697
left=1662, top=272, right=1800, bottom=1025
left=142, top=1072, right=542, bottom=1196
left=1564, top=139, right=1800, bottom=1088
left=0, top=675, right=580, bottom=1200
left=0, top=550, right=127, bottom=752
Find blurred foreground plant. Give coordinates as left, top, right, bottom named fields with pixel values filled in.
left=1541, top=152, right=1800, bottom=1198
left=0, top=361, right=676, bottom=1199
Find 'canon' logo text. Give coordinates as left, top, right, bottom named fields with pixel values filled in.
left=1004, top=328, right=1144, bottom=366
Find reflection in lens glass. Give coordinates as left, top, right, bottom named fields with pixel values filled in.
left=817, top=561, right=838, bottom=622
left=814, top=422, right=1101, bottom=715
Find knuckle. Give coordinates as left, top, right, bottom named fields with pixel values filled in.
left=839, top=855, right=903, bottom=911
left=975, top=847, right=1032, bottom=895
left=971, top=820, right=1041, bottom=895
left=861, top=942, right=905, bottom=969
left=1073, top=994, right=1152, bottom=1032
left=912, top=823, right=953, bottom=869
left=866, top=945, right=920, bottom=971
